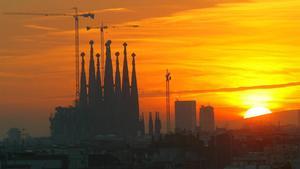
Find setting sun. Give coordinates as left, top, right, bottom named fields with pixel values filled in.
left=244, top=107, right=272, bottom=119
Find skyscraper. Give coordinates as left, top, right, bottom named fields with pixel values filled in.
left=175, top=101, right=196, bottom=132
left=199, top=105, right=215, bottom=132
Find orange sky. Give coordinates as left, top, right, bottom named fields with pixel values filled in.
left=1, top=0, right=300, bottom=136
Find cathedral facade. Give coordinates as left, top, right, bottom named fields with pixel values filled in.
left=50, top=40, right=144, bottom=143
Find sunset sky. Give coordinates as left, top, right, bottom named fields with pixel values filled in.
left=1, top=0, right=300, bottom=136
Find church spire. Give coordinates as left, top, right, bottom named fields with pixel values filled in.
left=131, top=53, right=139, bottom=134
left=79, top=52, right=87, bottom=107
left=149, top=112, right=153, bottom=136
left=114, top=52, right=122, bottom=134
left=103, top=40, right=115, bottom=134
left=104, top=40, right=114, bottom=101
left=96, top=53, right=102, bottom=103
left=121, top=42, right=133, bottom=136
left=88, top=40, right=97, bottom=106
left=115, top=52, right=121, bottom=98
left=155, top=112, right=161, bottom=138
left=122, top=42, right=130, bottom=99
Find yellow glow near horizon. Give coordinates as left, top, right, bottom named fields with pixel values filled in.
left=244, top=106, right=272, bottom=119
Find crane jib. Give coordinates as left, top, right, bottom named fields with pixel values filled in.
left=4, top=9, right=95, bottom=105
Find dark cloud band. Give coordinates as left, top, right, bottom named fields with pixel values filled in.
left=142, top=81, right=300, bottom=97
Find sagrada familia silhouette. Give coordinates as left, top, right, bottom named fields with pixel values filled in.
left=50, top=40, right=145, bottom=143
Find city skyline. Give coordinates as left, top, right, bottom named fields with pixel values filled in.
left=1, top=0, right=300, bottom=136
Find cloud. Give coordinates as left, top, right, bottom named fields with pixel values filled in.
left=24, top=24, right=59, bottom=31
left=141, top=81, right=300, bottom=97
left=92, top=8, right=133, bottom=14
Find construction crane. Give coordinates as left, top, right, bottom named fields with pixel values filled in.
left=4, top=8, right=95, bottom=105
left=166, top=69, right=171, bottom=133
left=86, top=22, right=139, bottom=81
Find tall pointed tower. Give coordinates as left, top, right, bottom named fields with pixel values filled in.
left=122, top=43, right=131, bottom=99
left=149, top=112, right=153, bottom=136
left=155, top=112, right=161, bottom=138
left=88, top=40, right=97, bottom=106
left=121, top=42, right=131, bottom=135
left=95, top=53, right=102, bottom=103
left=130, top=53, right=139, bottom=136
left=104, top=40, right=114, bottom=100
left=114, top=51, right=122, bottom=134
left=79, top=52, right=88, bottom=140
left=79, top=52, right=87, bottom=107
left=94, top=53, right=104, bottom=135
left=115, top=52, right=122, bottom=101
left=104, top=40, right=115, bottom=133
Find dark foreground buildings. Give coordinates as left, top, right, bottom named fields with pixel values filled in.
left=49, top=40, right=144, bottom=143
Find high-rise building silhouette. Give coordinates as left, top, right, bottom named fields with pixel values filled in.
left=199, top=105, right=215, bottom=132
left=49, top=40, right=143, bottom=143
left=175, top=101, right=196, bottom=132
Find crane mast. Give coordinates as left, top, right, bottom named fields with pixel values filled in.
left=100, top=22, right=105, bottom=82
left=4, top=8, right=94, bottom=105
left=74, top=8, right=80, bottom=105
left=166, top=70, right=171, bottom=133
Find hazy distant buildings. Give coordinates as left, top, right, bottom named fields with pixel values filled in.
left=175, top=100, right=196, bottom=132
left=7, top=128, right=21, bottom=142
left=5, top=128, right=22, bottom=145
left=199, top=105, right=215, bottom=132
